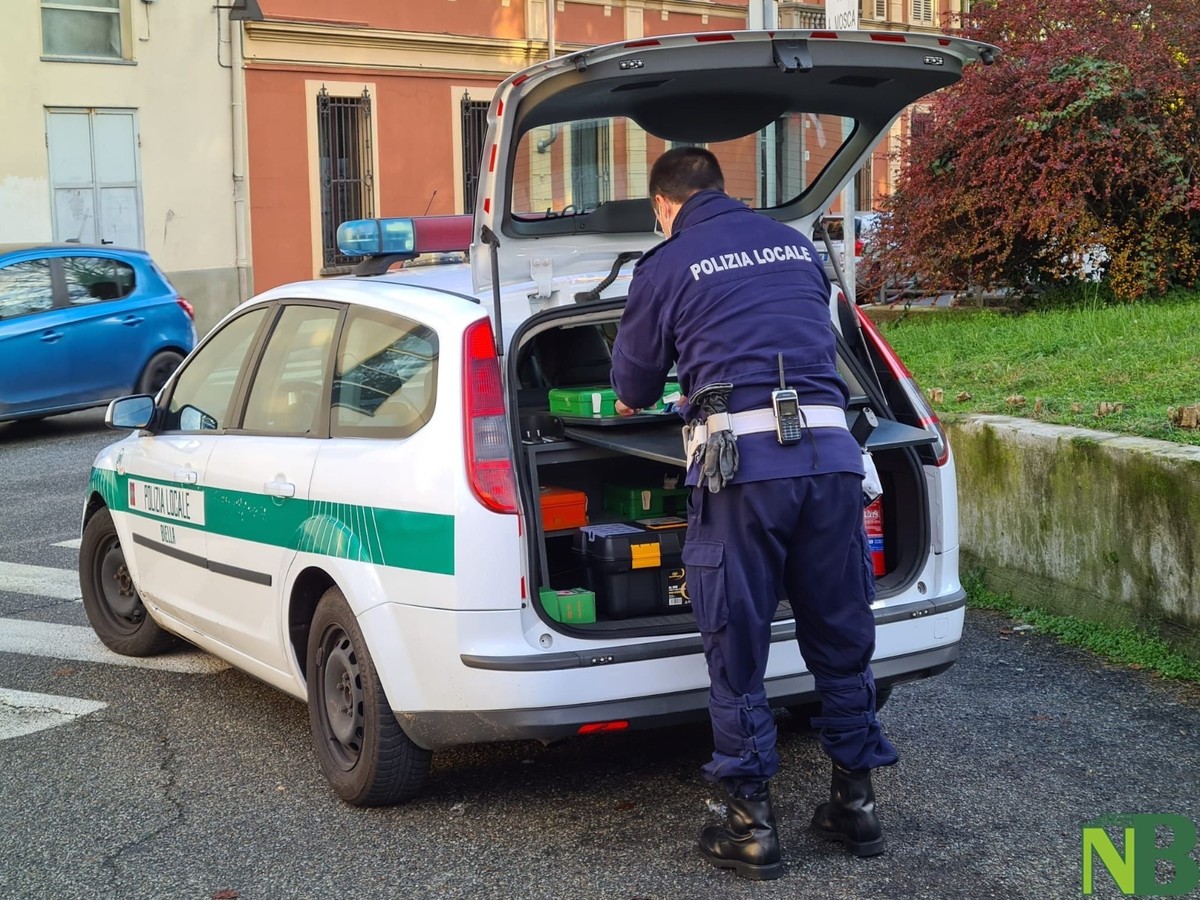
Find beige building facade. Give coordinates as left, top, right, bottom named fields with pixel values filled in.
left=3, top=0, right=248, bottom=334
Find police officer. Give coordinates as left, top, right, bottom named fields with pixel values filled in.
left=610, top=147, right=897, bottom=880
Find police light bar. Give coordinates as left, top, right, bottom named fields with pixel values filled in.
left=336, top=215, right=474, bottom=258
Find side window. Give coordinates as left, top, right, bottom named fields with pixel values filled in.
left=62, top=256, right=136, bottom=304
left=331, top=308, right=438, bottom=439
left=0, top=259, right=55, bottom=321
left=242, top=305, right=341, bottom=435
left=163, top=307, right=268, bottom=432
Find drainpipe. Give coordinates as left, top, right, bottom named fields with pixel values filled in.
left=230, top=16, right=251, bottom=302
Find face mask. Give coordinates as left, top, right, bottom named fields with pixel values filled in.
left=653, top=200, right=669, bottom=239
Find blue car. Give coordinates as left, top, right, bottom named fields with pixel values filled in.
left=0, top=244, right=197, bottom=424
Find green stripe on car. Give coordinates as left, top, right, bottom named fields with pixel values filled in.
left=90, top=467, right=455, bottom=575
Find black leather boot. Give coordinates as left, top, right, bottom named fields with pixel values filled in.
left=698, top=784, right=783, bottom=880
left=810, top=763, right=885, bottom=857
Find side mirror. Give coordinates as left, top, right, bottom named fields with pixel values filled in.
left=106, top=395, right=155, bottom=431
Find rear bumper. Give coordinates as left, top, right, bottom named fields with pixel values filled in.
left=398, top=590, right=964, bottom=750
left=400, top=642, right=957, bottom=750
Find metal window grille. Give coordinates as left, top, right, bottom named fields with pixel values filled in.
left=911, top=109, right=934, bottom=139
left=460, top=93, right=490, bottom=214
left=570, top=120, right=611, bottom=212
left=318, top=87, right=374, bottom=272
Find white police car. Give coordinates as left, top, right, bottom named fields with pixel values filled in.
left=80, top=30, right=997, bottom=805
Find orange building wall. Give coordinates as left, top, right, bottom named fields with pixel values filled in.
left=245, top=68, right=311, bottom=292
left=556, top=4, right=624, bottom=46
left=257, top=0, right=527, bottom=39
left=246, top=66, right=496, bottom=291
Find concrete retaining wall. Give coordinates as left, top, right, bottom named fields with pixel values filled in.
left=946, top=415, right=1200, bottom=659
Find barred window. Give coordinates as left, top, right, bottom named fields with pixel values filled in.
left=460, top=93, right=490, bottom=214
left=318, top=87, right=375, bottom=273
left=42, top=0, right=122, bottom=59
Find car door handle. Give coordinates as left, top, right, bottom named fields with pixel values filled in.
left=120, top=315, right=144, bottom=326
left=264, top=480, right=296, bottom=498
left=174, top=469, right=198, bottom=484
left=39, top=330, right=63, bottom=343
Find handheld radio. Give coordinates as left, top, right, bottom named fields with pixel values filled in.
left=771, top=353, right=803, bottom=445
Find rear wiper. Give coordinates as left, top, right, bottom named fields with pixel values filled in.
left=574, top=251, right=643, bottom=304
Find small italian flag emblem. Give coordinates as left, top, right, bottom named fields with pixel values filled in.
left=129, top=482, right=137, bottom=508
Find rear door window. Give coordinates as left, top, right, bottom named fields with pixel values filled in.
left=331, top=307, right=438, bottom=438
left=0, top=259, right=55, bottom=320
left=62, top=256, right=136, bottom=304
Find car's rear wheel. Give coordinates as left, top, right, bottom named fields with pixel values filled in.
left=306, top=586, right=432, bottom=806
left=136, top=350, right=184, bottom=397
left=79, top=507, right=179, bottom=656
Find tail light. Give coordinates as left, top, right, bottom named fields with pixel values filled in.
left=854, top=308, right=950, bottom=466
left=176, top=296, right=195, bottom=321
left=463, top=318, right=518, bottom=513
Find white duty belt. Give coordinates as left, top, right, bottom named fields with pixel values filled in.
left=684, top=404, right=847, bottom=463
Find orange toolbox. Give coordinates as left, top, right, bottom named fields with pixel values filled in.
left=539, top=486, right=589, bottom=532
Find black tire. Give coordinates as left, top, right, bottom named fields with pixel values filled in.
left=786, top=684, right=893, bottom=730
left=307, top=586, right=432, bottom=806
left=136, top=350, right=184, bottom=397
left=79, top=507, right=179, bottom=656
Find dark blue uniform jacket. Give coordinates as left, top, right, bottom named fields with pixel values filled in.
left=610, top=190, right=864, bottom=485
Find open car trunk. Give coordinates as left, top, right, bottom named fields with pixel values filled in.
left=508, top=296, right=935, bottom=638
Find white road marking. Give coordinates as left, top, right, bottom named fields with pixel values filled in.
left=0, top=561, right=81, bottom=602
left=0, top=618, right=229, bottom=674
left=0, top=687, right=107, bottom=740
left=52, top=539, right=82, bottom=550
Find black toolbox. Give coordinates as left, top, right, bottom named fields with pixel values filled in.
left=572, top=524, right=689, bottom=619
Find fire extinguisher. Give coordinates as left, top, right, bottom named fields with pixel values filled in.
left=863, top=497, right=885, bottom=576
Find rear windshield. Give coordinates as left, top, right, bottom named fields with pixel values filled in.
left=510, top=113, right=856, bottom=224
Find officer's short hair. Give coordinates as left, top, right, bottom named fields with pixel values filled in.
left=649, top=147, right=725, bottom=202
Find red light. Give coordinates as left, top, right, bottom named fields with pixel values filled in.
left=855, top=308, right=950, bottom=466
left=855, top=307, right=912, bottom=378
left=483, top=198, right=491, bottom=214
left=512, top=73, right=530, bottom=86
left=809, top=31, right=839, bottom=39
left=488, top=144, right=498, bottom=173
left=462, top=319, right=518, bottom=514
left=624, top=39, right=660, bottom=48
left=870, top=33, right=907, bottom=42
left=695, top=33, right=735, bottom=42
left=411, top=215, right=473, bottom=254
left=175, top=297, right=195, bottom=321
left=496, top=99, right=504, bottom=116
left=578, top=721, right=629, bottom=735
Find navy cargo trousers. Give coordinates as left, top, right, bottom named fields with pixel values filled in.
left=681, top=473, right=898, bottom=790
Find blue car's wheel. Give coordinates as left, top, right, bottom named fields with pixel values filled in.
left=136, top=350, right=184, bottom=397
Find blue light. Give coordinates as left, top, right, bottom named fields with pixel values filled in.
left=336, top=218, right=416, bottom=257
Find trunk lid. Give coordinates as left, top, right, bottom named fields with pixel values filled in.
left=470, top=29, right=998, bottom=297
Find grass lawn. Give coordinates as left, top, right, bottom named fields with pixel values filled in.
left=873, top=289, right=1200, bottom=446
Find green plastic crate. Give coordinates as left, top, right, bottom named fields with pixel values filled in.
left=604, top=484, right=690, bottom=519
left=538, top=587, right=597, bottom=624
left=548, top=383, right=680, bottom=419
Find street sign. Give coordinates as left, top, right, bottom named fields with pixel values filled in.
left=825, top=0, right=859, bottom=30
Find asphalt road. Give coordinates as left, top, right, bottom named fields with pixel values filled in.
left=1, top=410, right=1198, bottom=900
